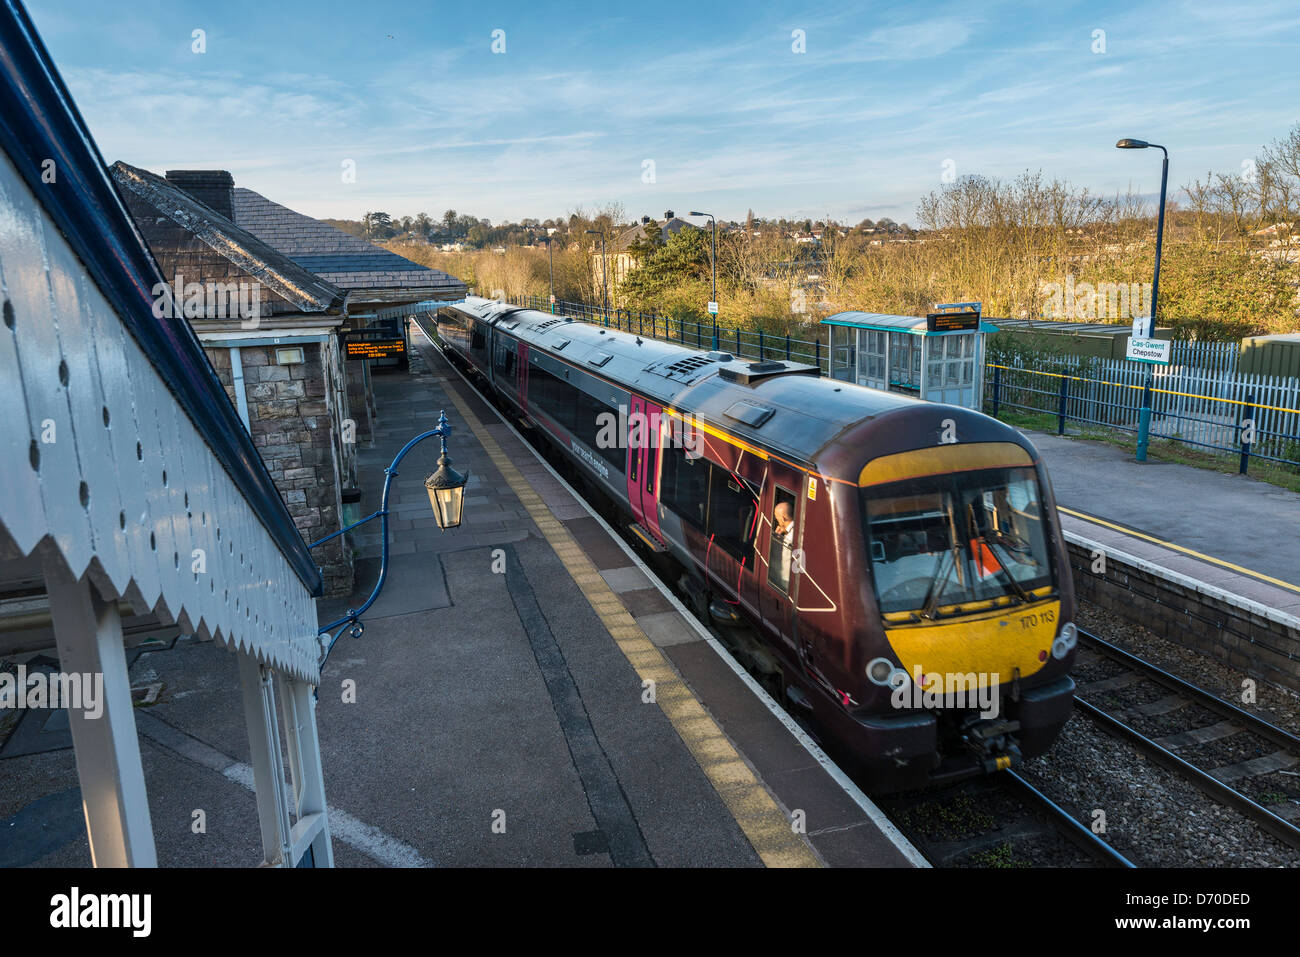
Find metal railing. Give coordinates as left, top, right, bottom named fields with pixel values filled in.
left=508, top=294, right=831, bottom=374
left=987, top=361, right=1300, bottom=473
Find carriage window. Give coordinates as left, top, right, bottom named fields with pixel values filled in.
left=768, top=487, right=798, bottom=592
left=660, top=444, right=707, bottom=529
left=708, top=470, right=758, bottom=560
left=494, top=340, right=516, bottom=386
left=528, top=363, right=623, bottom=471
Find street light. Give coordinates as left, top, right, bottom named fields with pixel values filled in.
left=689, top=211, right=719, bottom=349
left=544, top=236, right=555, bottom=313
left=1115, top=139, right=1169, bottom=338
left=1116, top=137, right=1170, bottom=463
left=310, top=410, right=467, bottom=664
left=585, top=228, right=609, bottom=323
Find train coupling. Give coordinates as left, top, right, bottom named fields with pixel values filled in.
left=961, top=716, right=1023, bottom=773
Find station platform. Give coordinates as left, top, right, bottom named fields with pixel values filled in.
left=1026, top=431, right=1300, bottom=619
left=317, top=322, right=922, bottom=867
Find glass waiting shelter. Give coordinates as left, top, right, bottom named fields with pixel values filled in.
left=821, top=304, right=997, bottom=410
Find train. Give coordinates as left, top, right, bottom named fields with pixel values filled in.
left=433, top=297, right=1077, bottom=792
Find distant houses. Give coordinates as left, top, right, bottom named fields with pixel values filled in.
left=591, top=212, right=702, bottom=304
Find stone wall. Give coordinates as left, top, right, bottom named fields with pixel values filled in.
left=1066, top=536, right=1300, bottom=692
left=207, top=343, right=354, bottom=597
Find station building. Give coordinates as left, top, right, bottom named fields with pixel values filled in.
left=112, top=163, right=357, bottom=597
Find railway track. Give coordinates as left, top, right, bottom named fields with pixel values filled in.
left=875, top=770, right=1134, bottom=867
left=1072, top=628, right=1300, bottom=850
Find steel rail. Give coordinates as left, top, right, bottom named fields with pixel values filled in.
left=1078, top=628, right=1300, bottom=755
left=1001, top=770, right=1136, bottom=868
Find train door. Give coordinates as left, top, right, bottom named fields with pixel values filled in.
left=627, top=395, right=647, bottom=527
left=641, top=401, right=664, bottom=543
left=758, top=478, right=801, bottom=655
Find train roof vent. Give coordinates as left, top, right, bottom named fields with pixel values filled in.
left=535, top=317, right=572, bottom=331
left=554, top=338, right=571, bottom=351
left=717, top=359, right=818, bottom=386
left=723, top=400, right=776, bottom=428
left=587, top=352, right=612, bottom=367
left=653, top=353, right=717, bottom=380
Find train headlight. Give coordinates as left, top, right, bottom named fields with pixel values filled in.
left=1051, top=621, right=1078, bottom=660
left=867, top=657, right=910, bottom=688
left=867, top=657, right=894, bottom=686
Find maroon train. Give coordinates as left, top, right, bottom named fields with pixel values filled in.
left=432, top=297, right=1078, bottom=791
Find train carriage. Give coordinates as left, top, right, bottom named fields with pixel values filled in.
left=435, top=297, right=1077, bottom=792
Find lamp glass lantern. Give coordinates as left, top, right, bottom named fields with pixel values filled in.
left=424, top=454, right=469, bottom=530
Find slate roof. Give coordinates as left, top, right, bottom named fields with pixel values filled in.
left=110, top=161, right=347, bottom=316
left=614, top=215, right=699, bottom=251
left=232, top=188, right=465, bottom=295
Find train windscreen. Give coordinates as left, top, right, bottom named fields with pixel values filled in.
left=863, top=466, right=1053, bottom=616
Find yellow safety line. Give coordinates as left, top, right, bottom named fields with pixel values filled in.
left=1057, top=505, right=1300, bottom=595
left=428, top=337, right=821, bottom=868
left=989, top=364, right=1300, bottom=415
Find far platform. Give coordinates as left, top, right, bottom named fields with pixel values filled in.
left=1025, top=430, right=1300, bottom=619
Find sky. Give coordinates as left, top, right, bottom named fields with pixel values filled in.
left=26, top=0, right=1300, bottom=227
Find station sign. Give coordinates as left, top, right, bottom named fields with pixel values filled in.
left=1126, top=337, right=1171, bottom=365
left=926, top=309, right=981, bottom=332
left=342, top=323, right=406, bottom=361
left=707, top=301, right=719, bottom=315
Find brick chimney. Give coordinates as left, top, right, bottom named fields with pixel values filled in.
left=165, top=170, right=235, bottom=220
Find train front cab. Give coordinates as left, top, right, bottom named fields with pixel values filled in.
left=826, top=428, right=1077, bottom=792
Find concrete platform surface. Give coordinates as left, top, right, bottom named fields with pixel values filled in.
left=1026, top=430, right=1300, bottom=618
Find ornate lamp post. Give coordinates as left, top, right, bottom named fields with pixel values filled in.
left=310, top=410, right=467, bottom=665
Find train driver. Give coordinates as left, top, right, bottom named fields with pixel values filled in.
left=770, top=500, right=795, bottom=590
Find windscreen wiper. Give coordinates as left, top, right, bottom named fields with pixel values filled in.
left=982, top=539, right=1032, bottom=604
left=920, top=548, right=954, bottom=620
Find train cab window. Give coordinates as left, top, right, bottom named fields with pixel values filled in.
left=708, top=471, right=758, bottom=560
left=863, top=467, right=1052, bottom=616
left=768, top=487, right=798, bottom=592
left=660, top=444, right=707, bottom=529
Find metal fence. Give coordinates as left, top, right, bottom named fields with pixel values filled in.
left=987, top=356, right=1300, bottom=472
left=508, top=294, right=831, bottom=374
left=1168, top=339, right=1239, bottom=375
